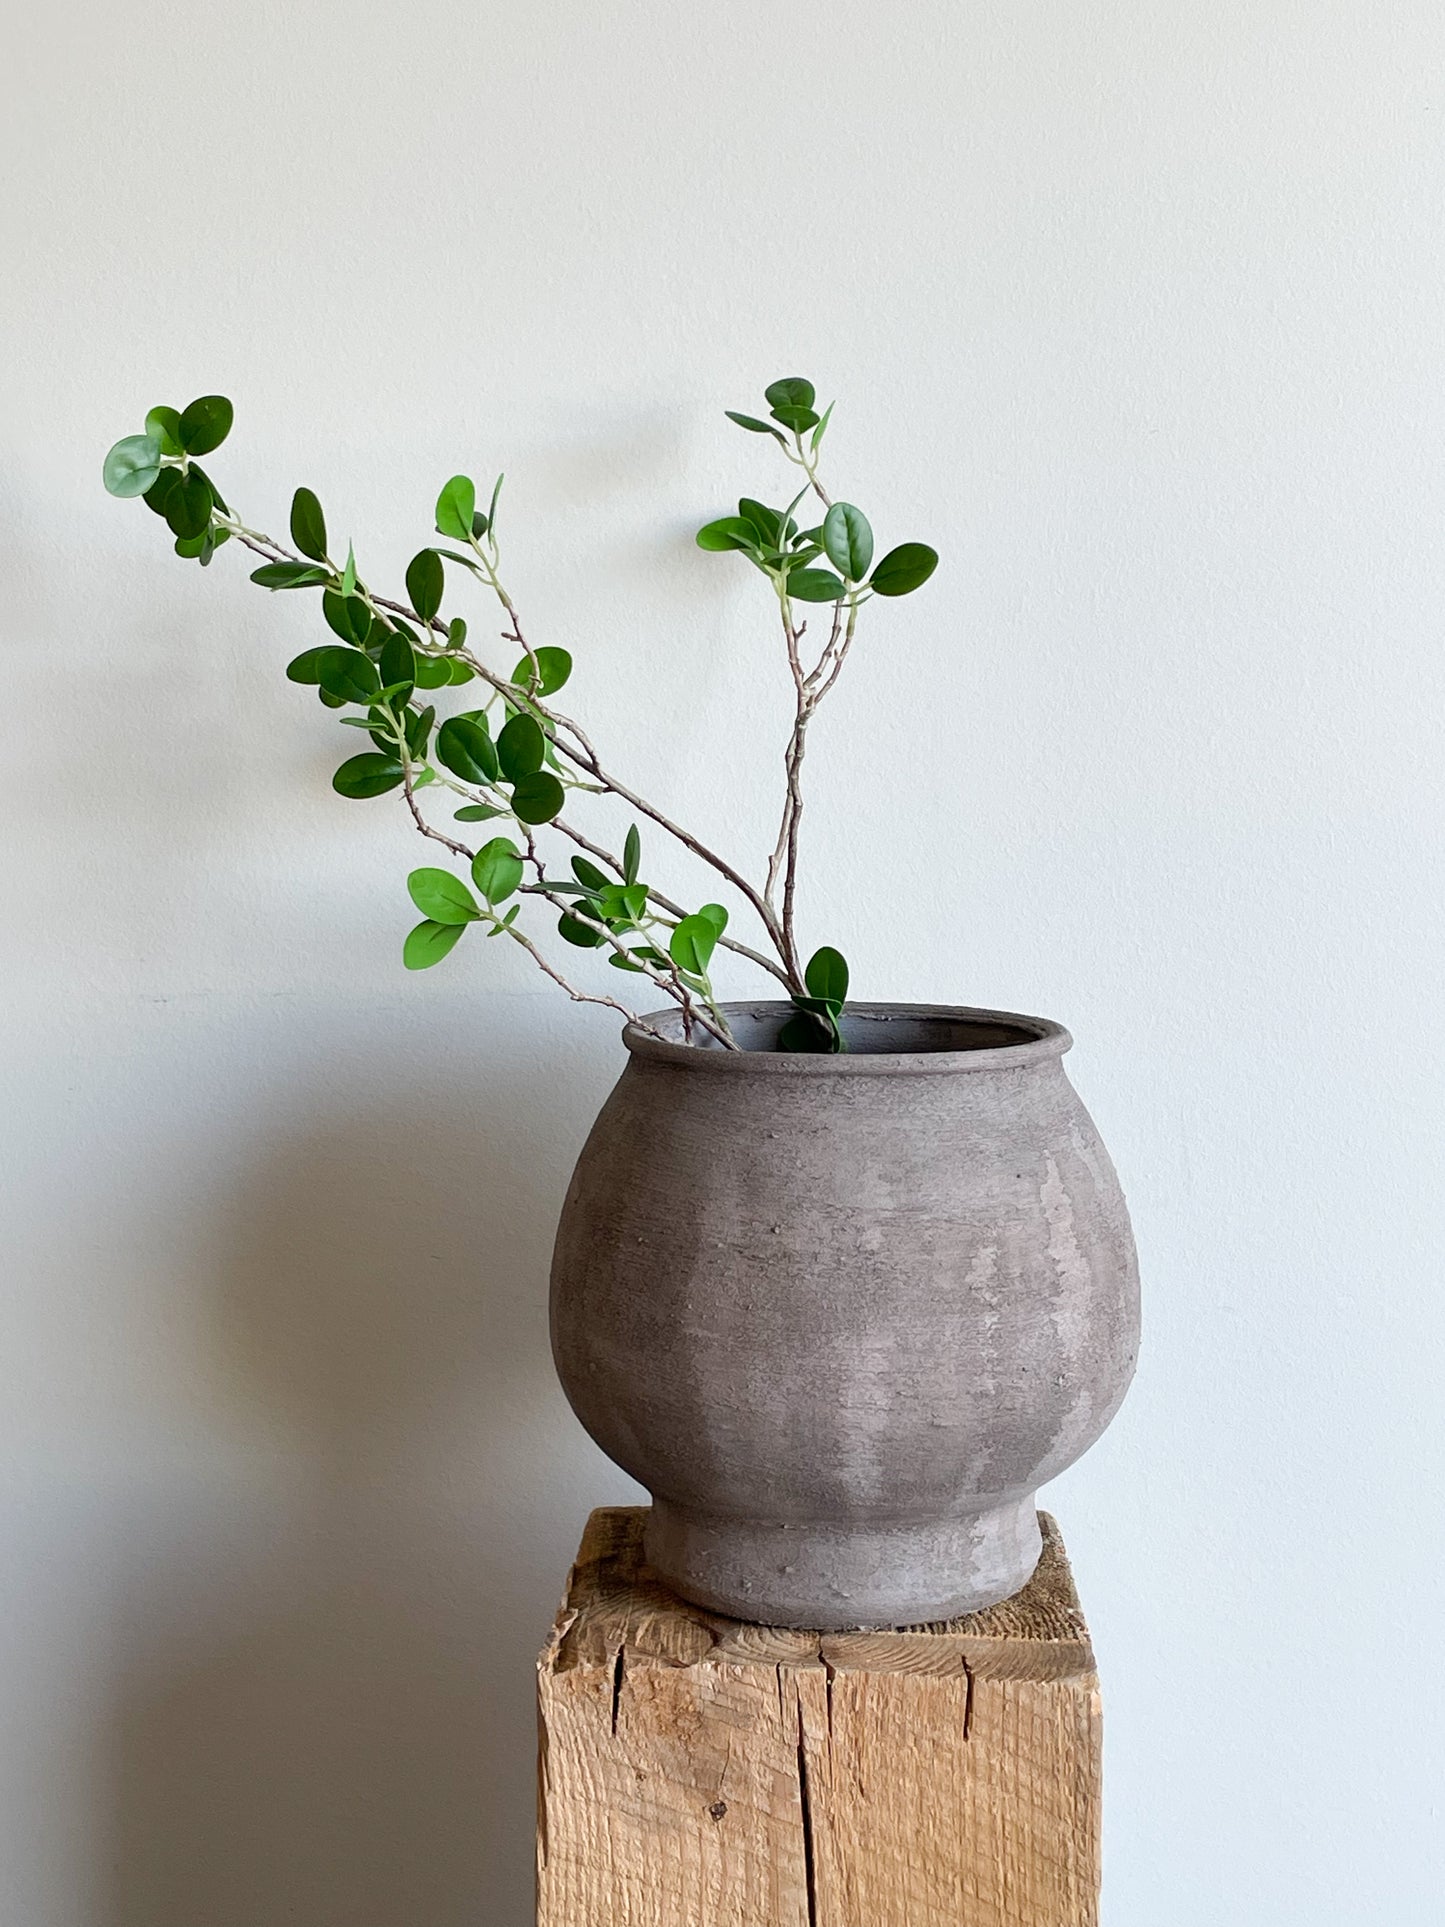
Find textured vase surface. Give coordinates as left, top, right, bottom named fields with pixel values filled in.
left=550, top=1002, right=1139, bottom=1629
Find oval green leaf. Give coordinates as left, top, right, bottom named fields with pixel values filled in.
left=497, top=712, right=545, bottom=781
left=143, top=466, right=182, bottom=517
left=102, top=434, right=163, bottom=498
left=436, top=715, right=500, bottom=785
left=558, top=912, right=605, bottom=948
left=404, top=919, right=467, bottom=970
left=696, top=516, right=761, bottom=553
left=471, top=836, right=523, bottom=904
left=332, top=752, right=404, bottom=798
left=510, top=770, right=565, bottom=824
left=571, top=855, right=610, bottom=893
left=379, top=631, right=417, bottom=692
left=435, top=474, right=477, bottom=542
left=177, top=395, right=233, bottom=456
left=724, top=410, right=786, bottom=443
left=804, top=944, right=849, bottom=1005
left=251, top=560, right=330, bottom=589
left=407, top=867, right=480, bottom=924
left=317, top=647, right=381, bottom=703
left=769, top=404, right=820, bottom=433
left=406, top=548, right=445, bottom=623
left=787, top=567, right=846, bottom=603
left=145, top=407, right=183, bottom=456
left=822, top=503, right=873, bottom=582
left=623, top=824, right=641, bottom=885
left=869, top=542, right=939, bottom=597
left=512, top=646, right=572, bottom=695
left=285, top=647, right=329, bottom=684
left=670, top=913, right=719, bottom=977
left=164, top=469, right=214, bottom=539
left=764, top=377, right=816, bottom=412
left=290, top=486, right=328, bottom=562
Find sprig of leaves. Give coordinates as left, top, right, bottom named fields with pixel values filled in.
left=104, top=374, right=946, bottom=1051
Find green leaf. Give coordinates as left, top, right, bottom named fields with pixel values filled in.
left=472, top=836, right=523, bottom=904
left=436, top=714, right=500, bottom=784
left=510, top=770, right=565, bottom=824
left=143, top=466, right=182, bottom=516
left=810, top=401, right=835, bottom=452
left=770, top=404, right=820, bottom=433
left=404, top=919, right=467, bottom=970
left=869, top=542, right=939, bottom=597
left=435, top=474, right=477, bottom=542
left=341, top=543, right=357, bottom=597
left=317, top=647, right=381, bottom=703
left=177, top=395, right=233, bottom=455
left=822, top=503, right=873, bottom=582
left=804, top=945, right=849, bottom=1005
left=290, top=487, right=328, bottom=561
left=379, top=631, right=416, bottom=692
left=765, top=377, right=815, bottom=412
left=571, top=855, right=610, bottom=893
left=405, top=703, right=435, bottom=758
left=779, top=1011, right=838, bottom=1053
left=670, top=913, right=719, bottom=977
left=145, top=407, right=183, bottom=456
left=412, top=653, right=452, bottom=688
left=558, top=913, right=605, bottom=948
left=332, top=752, right=404, bottom=798
left=250, top=560, right=330, bottom=589
left=737, top=497, right=780, bottom=544
left=724, top=410, right=786, bottom=444
left=322, top=592, right=373, bottom=645
left=696, top=902, right=729, bottom=934
left=447, top=616, right=468, bottom=651
left=486, top=473, right=504, bottom=534
left=103, top=434, right=163, bottom=498
left=511, top=646, right=572, bottom=695
left=187, top=461, right=228, bottom=515
left=497, top=712, right=544, bottom=781
left=164, top=469, right=213, bottom=539
left=175, top=531, right=214, bottom=563
left=454, top=803, right=506, bottom=821
left=406, top=548, right=445, bottom=622
left=787, top=567, right=847, bottom=603
left=446, top=657, right=474, bottom=685
left=407, top=867, right=480, bottom=924
left=623, top=824, right=641, bottom=885
left=285, top=647, right=330, bottom=684
left=696, top=515, right=761, bottom=553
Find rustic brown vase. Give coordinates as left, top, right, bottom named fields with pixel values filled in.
left=549, top=1002, right=1139, bottom=1629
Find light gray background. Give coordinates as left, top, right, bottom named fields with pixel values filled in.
left=4, top=3, right=1443, bottom=1922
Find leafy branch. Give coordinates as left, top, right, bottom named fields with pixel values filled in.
left=103, top=377, right=938, bottom=1052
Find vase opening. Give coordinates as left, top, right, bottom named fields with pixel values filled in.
left=623, top=1000, right=1072, bottom=1068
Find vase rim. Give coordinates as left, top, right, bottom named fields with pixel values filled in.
left=622, top=1001, right=1073, bottom=1073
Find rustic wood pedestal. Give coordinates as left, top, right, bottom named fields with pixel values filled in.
left=536, top=1507, right=1102, bottom=1927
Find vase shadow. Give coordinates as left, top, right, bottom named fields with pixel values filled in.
left=100, top=1036, right=611, bottom=1927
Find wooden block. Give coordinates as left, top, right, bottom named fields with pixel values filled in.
left=536, top=1507, right=1101, bottom=1927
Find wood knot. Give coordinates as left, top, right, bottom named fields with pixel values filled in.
left=708, top=1799, right=728, bottom=1822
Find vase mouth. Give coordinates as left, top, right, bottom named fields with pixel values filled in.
left=621, top=1001, right=1073, bottom=1072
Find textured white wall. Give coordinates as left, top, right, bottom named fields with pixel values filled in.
left=4, top=2, right=1444, bottom=1921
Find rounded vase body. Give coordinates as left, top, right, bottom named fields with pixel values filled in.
left=549, top=1003, right=1139, bottom=1629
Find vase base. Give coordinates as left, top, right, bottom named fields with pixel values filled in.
left=642, top=1494, right=1043, bottom=1630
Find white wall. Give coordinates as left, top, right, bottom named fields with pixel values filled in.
left=3, top=2, right=1443, bottom=1920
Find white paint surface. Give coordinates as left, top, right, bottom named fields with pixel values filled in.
left=4, top=2, right=1444, bottom=1920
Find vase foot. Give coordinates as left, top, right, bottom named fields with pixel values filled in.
left=642, top=1494, right=1043, bottom=1630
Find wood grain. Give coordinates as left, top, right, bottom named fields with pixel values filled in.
left=537, top=1508, right=1101, bottom=1926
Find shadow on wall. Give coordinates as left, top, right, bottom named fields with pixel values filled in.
left=100, top=1039, right=603, bottom=1927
